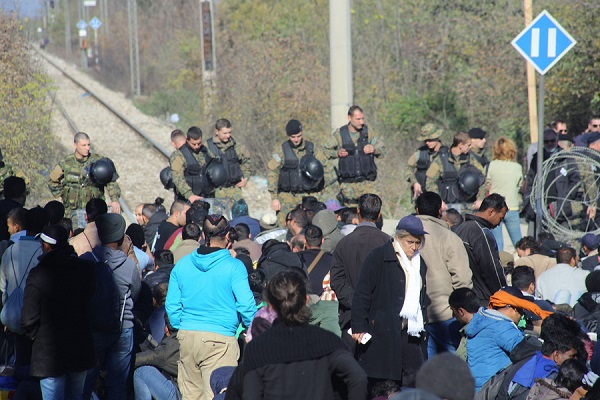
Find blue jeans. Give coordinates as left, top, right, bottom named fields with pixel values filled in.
left=40, top=371, right=87, bottom=400
left=491, top=210, right=522, bottom=252
left=133, top=365, right=179, bottom=400
left=83, top=328, right=133, bottom=400
left=426, top=318, right=462, bottom=358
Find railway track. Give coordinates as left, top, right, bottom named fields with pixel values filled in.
left=35, top=48, right=175, bottom=223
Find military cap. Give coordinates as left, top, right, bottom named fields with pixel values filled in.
left=419, top=123, right=443, bottom=141
left=468, top=128, right=487, bottom=139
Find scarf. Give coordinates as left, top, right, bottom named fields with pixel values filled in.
left=489, top=290, right=554, bottom=320
left=395, top=239, right=424, bottom=336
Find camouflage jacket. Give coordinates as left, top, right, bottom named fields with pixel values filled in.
left=205, top=136, right=253, bottom=180
left=406, top=146, right=467, bottom=195
left=170, top=145, right=209, bottom=200
left=0, top=162, right=15, bottom=186
left=267, top=139, right=332, bottom=197
left=469, top=148, right=489, bottom=174
left=48, top=153, right=121, bottom=210
left=324, top=125, right=386, bottom=160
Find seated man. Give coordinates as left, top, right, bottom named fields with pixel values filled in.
left=133, top=315, right=180, bottom=400
left=536, top=246, right=589, bottom=307
left=510, top=266, right=555, bottom=334
left=466, top=287, right=553, bottom=391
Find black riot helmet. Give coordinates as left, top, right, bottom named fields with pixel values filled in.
left=205, top=159, right=227, bottom=188
left=300, top=155, right=324, bottom=182
left=458, top=167, right=483, bottom=197
left=160, top=166, right=174, bottom=190
left=90, top=158, right=118, bottom=185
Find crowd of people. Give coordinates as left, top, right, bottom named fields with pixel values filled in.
left=2, top=110, right=600, bottom=400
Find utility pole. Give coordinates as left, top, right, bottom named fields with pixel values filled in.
left=329, top=0, right=353, bottom=130
left=199, top=0, right=216, bottom=118
left=127, top=0, right=141, bottom=95
left=524, top=0, right=538, bottom=145
left=64, top=0, right=71, bottom=59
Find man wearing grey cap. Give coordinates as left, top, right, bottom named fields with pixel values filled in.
left=81, top=213, right=141, bottom=400
left=351, top=214, right=429, bottom=387
left=468, top=127, right=489, bottom=173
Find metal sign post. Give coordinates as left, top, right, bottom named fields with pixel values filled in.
left=89, top=17, right=101, bottom=68
left=511, top=10, right=576, bottom=238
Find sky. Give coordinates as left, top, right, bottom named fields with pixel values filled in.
left=1, top=0, right=43, bottom=18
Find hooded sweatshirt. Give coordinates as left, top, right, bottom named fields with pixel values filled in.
left=312, top=211, right=344, bottom=253
left=165, top=247, right=256, bottom=335
left=84, top=246, right=141, bottom=330
left=465, top=308, right=524, bottom=391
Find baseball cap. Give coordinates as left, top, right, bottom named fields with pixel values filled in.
left=581, top=233, right=600, bottom=250
left=396, top=215, right=428, bottom=235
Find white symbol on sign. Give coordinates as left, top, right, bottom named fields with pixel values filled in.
left=76, top=19, right=87, bottom=30
left=89, top=17, right=102, bottom=31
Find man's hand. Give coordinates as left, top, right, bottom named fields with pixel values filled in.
left=473, top=199, right=482, bottom=210
left=110, top=201, right=121, bottom=214
left=236, top=177, right=248, bottom=188
left=363, top=144, right=375, bottom=154
left=271, top=199, right=281, bottom=211
left=587, top=206, right=597, bottom=220
left=338, top=148, right=349, bottom=158
left=413, top=183, right=423, bottom=199
left=351, top=332, right=365, bottom=343
left=188, top=195, right=203, bottom=203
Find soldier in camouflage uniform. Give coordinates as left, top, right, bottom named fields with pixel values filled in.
left=468, top=128, right=490, bottom=174
left=268, top=119, right=331, bottom=226
left=205, top=118, right=252, bottom=201
left=48, top=132, right=121, bottom=229
left=324, top=105, right=385, bottom=206
left=407, top=123, right=445, bottom=199
left=0, top=149, right=15, bottom=198
left=170, top=126, right=211, bottom=203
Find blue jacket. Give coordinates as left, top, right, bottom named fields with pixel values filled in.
left=466, top=308, right=524, bottom=391
left=165, top=247, right=256, bottom=336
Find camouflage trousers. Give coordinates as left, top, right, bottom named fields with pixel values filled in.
left=214, top=186, right=244, bottom=202
left=337, top=181, right=377, bottom=207
left=70, top=209, right=87, bottom=230
left=275, top=191, right=319, bottom=226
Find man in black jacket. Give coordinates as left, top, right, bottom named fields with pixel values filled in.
left=21, top=225, right=97, bottom=399
left=330, top=193, right=390, bottom=349
left=454, top=193, right=508, bottom=306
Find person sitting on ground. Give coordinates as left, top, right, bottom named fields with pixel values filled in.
left=415, top=353, right=475, bottom=400
left=449, top=287, right=481, bottom=362
left=511, top=266, right=555, bottom=334
left=136, top=198, right=168, bottom=249
left=514, top=236, right=556, bottom=279
left=466, top=286, right=553, bottom=391
left=536, top=246, right=589, bottom=307
left=0, top=176, right=26, bottom=241
left=289, top=234, right=305, bottom=252
left=526, top=358, right=589, bottom=400
left=231, top=223, right=261, bottom=262
left=126, top=223, right=154, bottom=277
left=579, top=233, right=600, bottom=272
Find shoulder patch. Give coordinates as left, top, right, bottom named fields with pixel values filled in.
left=267, top=159, right=279, bottom=170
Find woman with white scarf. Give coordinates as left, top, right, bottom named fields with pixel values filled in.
left=351, top=215, right=429, bottom=388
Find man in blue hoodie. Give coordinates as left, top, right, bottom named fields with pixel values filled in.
left=166, top=214, right=256, bottom=400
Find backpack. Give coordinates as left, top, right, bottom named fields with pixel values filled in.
left=88, top=256, right=126, bottom=333
left=0, top=247, right=38, bottom=334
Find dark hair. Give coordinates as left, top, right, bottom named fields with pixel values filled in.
left=248, top=269, right=266, bottom=295
left=153, top=282, right=168, bottom=307
left=370, top=380, right=400, bottom=399
left=445, top=208, right=463, bottom=226
left=170, top=129, right=185, bottom=142
left=556, top=247, right=577, bottom=264
left=515, top=236, right=540, bottom=254
left=85, top=198, right=108, bottom=222
left=289, top=209, right=309, bottom=229
left=511, top=266, right=536, bottom=291
left=182, top=223, right=201, bottom=241
left=44, top=200, right=65, bottom=225
left=56, top=218, right=73, bottom=235
left=358, top=193, right=382, bottom=221
left=215, top=118, right=231, bottom=131
left=164, top=312, right=177, bottom=334
left=7, top=207, right=27, bottom=231
left=541, top=313, right=584, bottom=341
left=479, top=193, right=507, bottom=212
left=344, top=212, right=358, bottom=225
left=267, top=270, right=311, bottom=326
left=551, top=120, right=566, bottom=130
left=538, top=232, right=556, bottom=242
left=234, top=247, right=250, bottom=256
left=202, top=214, right=230, bottom=244
left=416, top=192, right=442, bottom=218
left=186, top=126, right=203, bottom=140
left=154, top=249, right=174, bottom=267
left=125, top=223, right=146, bottom=249
left=554, top=359, right=588, bottom=392
left=142, top=197, right=164, bottom=219
left=541, top=330, right=582, bottom=357
left=26, top=206, right=48, bottom=235
left=3, top=176, right=26, bottom=199
left=304, top=225, right=323, bottom=248
left=348, top=105, right=363, bottom=116
left=170, top=200, right=188, bottom=215
left=233, top=223, right=250, bottom=241
left=449, top=288, right=480, bottom=314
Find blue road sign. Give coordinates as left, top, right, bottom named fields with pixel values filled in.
left=511, top=10, right=576, bottom=75
left=76, top=19, right=87, bottom=30
left=89, top=17, right=102, bottom=31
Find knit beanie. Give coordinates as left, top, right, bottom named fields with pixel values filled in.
left=96, top=213, right=126, bottom=244
left=312, top=210, right=337, bottom=236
